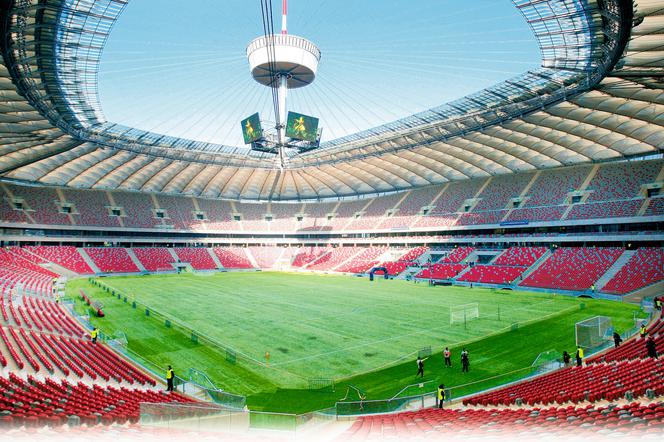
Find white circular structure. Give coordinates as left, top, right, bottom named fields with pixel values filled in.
left=246, top=34, right=321, bottom=88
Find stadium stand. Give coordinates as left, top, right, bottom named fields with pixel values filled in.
left=464, top=358, right=663, bottom=406
left=345, top=193, right=404, bottom=231
left=440, top=247, right=475, bottom=263
left=590, top=319, right=664, bottom=364
left=329, top=199, right=369, bottom=231
left=155, top=195, right=197, bottom=229
left=0, top=185, right=31, bottom=224
left=307, top=247, right=361, bottom=271
left=458, top=265, right=527, bottom=285
left=132, top=247, right=176, bottom=272
left=172, top=248, right=217, bottom=270
left=8, top=185, right=70, bottom=226
left=343, top=402, right=664, bottom=439
left=416, top=263, right=467, bottom=280
left=380, top=246, right=429, bottom=276
left=291, top=246, right=331, bottom=268
left=0, top=161, right=662, bottom=234
left=299, top=201, right=338, bottom=231
left=520, top=247, right=624, bottom=291
left=506, top=205, right=566, bottom=222
left=379, top=187, right=440, bottom=229
left=239, top=203, right=269, bottom=232
left=414, top=179, right=488, bottom=228
left=0, top=374, right=194, bottom=428
left=493, top=247, right=548, bottom=267
left=111, top=191, right=158, bottom=229
left=248, top=246, right=284, bottom=269
left=337, top=246, right=389, bottom=274
left=567, top=199, right=644, bottom=220
left=472, top=173, right=535, bottom=212
left=585, top=161, right=662, bottom=202
left=25, top=246, right=94, bottom=275
left=602, top=248, right=664, bottom=295
left=84, top=248, right=140, bottom=274
left=62, top=189, right=119, bottom=228
left=212, top=247, right=254, bottom=269
left=526, top=166, right=592, bottom=206
left=195, top=198, right=240, bottom=231
left=268, top=203, right=303, bottom=231
left=645, top=197, right=664, bottom=216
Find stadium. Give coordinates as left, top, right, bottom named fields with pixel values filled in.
left=0, top=0, right=663, bottom=440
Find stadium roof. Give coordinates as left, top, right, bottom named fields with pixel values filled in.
left=0, top=0, right=662, bottom=201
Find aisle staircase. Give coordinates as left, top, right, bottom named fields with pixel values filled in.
left=595, top=249, right=637, bottom=291
left=76, top=248, right=101, bottom=274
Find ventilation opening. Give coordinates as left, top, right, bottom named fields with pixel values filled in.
left=61, top=206, right=72, bottom=214
left=422, top=208, right=430, bottom=215
left=111, top=208, right=122, bottom=217
left=155, top=210, right=166, bottom=219
left=234, top=215, right=242, bottom=221
left=265, top=215, right=273, bottom=222
left=647, top=188, right=660, bottom=198
left=195, top=213, right=205, bottom=220
left=13, top=201, right=23, bottom=210
left=571, top=195, right=582, bottom=204
left=512, top=201, right=521, bottom=209
left=296, top=215, right=304, bottom=222
left=464, top=205, right=471, bottom=213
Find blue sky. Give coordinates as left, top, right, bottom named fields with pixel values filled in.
left=98, top=0, right=540, bottom=147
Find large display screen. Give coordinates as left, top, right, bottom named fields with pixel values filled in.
left=241, top=113, right=263, bottom=144
left=286, top=112, right=319, bottom=142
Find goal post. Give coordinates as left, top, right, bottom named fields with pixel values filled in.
left=575, top=316, right=613, bottom=348
left=450, top=303, right=479, bottom=326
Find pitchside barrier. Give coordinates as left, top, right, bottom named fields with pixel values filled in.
left=139, top=402, right=335, bottom=433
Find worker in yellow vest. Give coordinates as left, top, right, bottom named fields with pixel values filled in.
left=166, top=365, right=175, bottom=392
left=90, top=327, right=98, bottom=344
left=575, top=346, right=584, bottom=367
left=437, top=384, right=445, bottom=409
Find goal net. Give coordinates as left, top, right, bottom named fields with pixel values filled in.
left=575, top=316, right=613, bottom=348
left=450, top=303, right=479, bottom=325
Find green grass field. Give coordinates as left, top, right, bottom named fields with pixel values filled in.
left=66, top=272, right=641, bottom=413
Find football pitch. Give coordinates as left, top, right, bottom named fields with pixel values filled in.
left=67, top=272, right=641, bottom=413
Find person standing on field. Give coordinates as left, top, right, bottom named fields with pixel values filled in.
left=443, top=347, right=452, bottom=368
left=461, top=349, right=469, bottom=373
left=416, top=356, right=428, bottom=378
